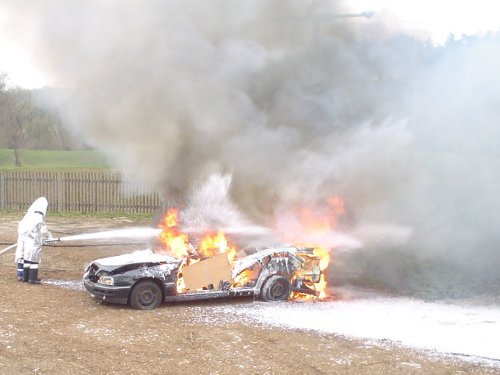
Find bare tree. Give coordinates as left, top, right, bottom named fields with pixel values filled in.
left=1, top=88, right=33, bottom=166
left=0, top=75, right=79, bottom=160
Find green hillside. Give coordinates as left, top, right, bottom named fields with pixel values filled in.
left=0, top=149, right=110, bottom=169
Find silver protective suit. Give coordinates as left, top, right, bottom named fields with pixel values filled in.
left=15, top=197, right=52, bottom=263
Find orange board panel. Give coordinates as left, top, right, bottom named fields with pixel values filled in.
left=182, top=253, right=232, bottom=291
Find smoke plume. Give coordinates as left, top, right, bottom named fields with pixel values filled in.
left=2, top=0, right=500, bottom=298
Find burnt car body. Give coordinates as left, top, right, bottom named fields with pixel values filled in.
left=83, top=246, right=322, bottom=310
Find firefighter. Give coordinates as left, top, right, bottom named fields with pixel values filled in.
left=14, top=197, right=53, bottom=284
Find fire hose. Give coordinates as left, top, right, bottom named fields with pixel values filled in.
left=0, top=243, right=17, bottom=256
left=0, top=238, right=61, bottom=256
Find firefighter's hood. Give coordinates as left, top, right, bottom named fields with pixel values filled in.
left=18, top=197, right=48, bottom=235
left=26, top=197, right=48, bottom=216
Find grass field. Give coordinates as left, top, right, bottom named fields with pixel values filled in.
left=0, top=149, right=110, bottom=169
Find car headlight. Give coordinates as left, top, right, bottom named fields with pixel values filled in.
left=97, top=276, right=114, bottom=286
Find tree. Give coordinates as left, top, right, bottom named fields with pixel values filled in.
left=0, top=83, right=33, bottom=166
left=30, top=87, right=77, bottom=150
left=0, top=74, right=83, bottom=164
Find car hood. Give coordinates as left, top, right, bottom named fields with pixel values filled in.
left=92, top=249, right=179, bottom=269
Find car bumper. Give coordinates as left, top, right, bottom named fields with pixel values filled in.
left=83, top=278, right=131, bottom=305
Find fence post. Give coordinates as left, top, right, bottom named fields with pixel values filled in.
left=56, top=172, right=63, bottom=212
left=0, top=172, right=4, bottom=210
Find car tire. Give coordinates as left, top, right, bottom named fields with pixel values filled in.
left=260, top=275, right=291, bottom=302
left=129, top=280, right=162, bottom=310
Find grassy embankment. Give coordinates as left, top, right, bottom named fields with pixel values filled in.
left=0, top=149, right=110, bottom=170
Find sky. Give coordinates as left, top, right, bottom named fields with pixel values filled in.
left=350, top=0, right=500, bottom=44
left=0, top=9, right=45, bottom=88
left=0, top=1, right=499, bottom=89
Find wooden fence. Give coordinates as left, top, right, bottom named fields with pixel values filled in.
left=0, top=170, right=161, bottom=213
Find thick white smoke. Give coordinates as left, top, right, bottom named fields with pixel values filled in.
left=2, top=0, right=500, bottom=298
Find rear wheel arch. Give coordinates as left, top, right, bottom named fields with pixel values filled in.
left=260, top=274, right=292, bottom=302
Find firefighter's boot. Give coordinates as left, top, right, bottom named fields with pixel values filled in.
left=23, top=263, right=30, bottom=282
left=28, top=264, right=41, bottom=284
left=16, top=260, right=24, bottom=281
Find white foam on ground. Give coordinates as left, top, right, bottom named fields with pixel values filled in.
left=42, top=279, right=84, bottom=291
left=201, top=297, right=500, bottom=363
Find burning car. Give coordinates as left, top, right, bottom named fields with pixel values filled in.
left=83, top=245, right=323, bottom=310
left=83, top=207, right=331, bottom=309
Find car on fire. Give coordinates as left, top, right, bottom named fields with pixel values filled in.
left=83, top=246, right=323, bottom=310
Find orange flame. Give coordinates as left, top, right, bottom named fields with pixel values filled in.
left=285, top=195, right=345, bottom=300
left=164, top=208, right=178, bottom=228
left=158, top=208, right=190, bottom=258
left=312, top=246, right=330, bottom=299
left=298, top=195, right=345, bottom=235
left=158, top=209, right=237, bottom=261
left=232, top=269, right=256, bottom=287
left=198, top=231, right=237, bottom=263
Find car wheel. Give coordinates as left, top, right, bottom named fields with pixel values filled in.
left=260, top=275, right=291, bottom=302
left=129, top=280, right=162, bottom=310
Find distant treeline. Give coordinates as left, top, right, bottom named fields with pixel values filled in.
left=0, top=73, right=83, bottom=167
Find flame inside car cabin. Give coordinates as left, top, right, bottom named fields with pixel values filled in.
left=199, top=231, right=237, bottom=263
left=158, top=208, right=191, bottom=259
left=157, top=208, right=238, bottom=293
left=158, top=208, right=236, bottom=261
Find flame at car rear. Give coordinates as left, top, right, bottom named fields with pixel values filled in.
left=298, top=196, right=345, bottom=234
left=275, top=196, right=347, bottom=300
left=311, top=247, right=329, bottom=299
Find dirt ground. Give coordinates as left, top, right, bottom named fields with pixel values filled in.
left=0, top=213, right=498, bottom=375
